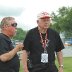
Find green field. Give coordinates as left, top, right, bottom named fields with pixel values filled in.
left=19, top=57, right=72, bottom=72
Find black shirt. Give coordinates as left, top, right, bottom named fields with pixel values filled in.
left=0, top=33, right=20, bottom=72
left=24, top=27, right=64, bottom=65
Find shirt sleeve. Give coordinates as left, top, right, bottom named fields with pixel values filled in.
left=55, top=32, right=64, bottom=52
left=23, top=31, right=32, bottom=52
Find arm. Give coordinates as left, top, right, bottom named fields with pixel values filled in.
left=0, top=43, right=23, bottom=62
left=56, top=50, right=64, bottom=72
left=22, top=50, right=29, bottom=72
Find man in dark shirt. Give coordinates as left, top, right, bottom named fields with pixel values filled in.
left=22, top=12, right=64, bottom=72
left=0, top=17, right=23, bottom=72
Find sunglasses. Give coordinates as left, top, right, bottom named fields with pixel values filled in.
left=11, top=23, right=17, bottom=27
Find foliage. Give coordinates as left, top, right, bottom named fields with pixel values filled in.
left=51, top=7, right=72, bottom=38
left=13, top=28, right=27, bottom=40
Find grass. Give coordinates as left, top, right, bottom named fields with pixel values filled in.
left=19, top=57, right=72, bottom=72
left=19, top=62, right=23, bottom=72
left=55, top=57, right=72, bottom=72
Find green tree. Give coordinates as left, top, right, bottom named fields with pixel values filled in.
left=51, top=7, right=72, bottom=38
left=13, top=28, right=27, bottom=40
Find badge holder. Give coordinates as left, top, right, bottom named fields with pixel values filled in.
left=41, top=48, right=48, bottom=63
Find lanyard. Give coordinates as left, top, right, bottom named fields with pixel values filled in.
left=39, top=31, right=48, bottom=53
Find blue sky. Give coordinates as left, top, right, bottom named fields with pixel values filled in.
left=0, top=0, right=72, bottom=30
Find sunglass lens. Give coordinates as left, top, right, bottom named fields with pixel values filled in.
left=11, top=23, right=17, bottom=27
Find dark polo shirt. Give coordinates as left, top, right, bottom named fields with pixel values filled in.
left=23, top=27, right=64, bottom=72
left=0, top=33, right=20, bottom=72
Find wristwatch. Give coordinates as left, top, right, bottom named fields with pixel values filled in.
left=59, top=65, right=64, bottom=68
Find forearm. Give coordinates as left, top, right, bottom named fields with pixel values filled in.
left=0, top=47, right=19, bottom=62
left=57, top=51, right=64, bottom=72
left=56, top=50, right=63, bottom=66
left=22, top=50, right=28, bottom=71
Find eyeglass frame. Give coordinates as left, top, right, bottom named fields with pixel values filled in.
left=11, top=23, right=17, bottom=27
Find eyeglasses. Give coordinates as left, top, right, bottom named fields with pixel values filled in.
left=11, top=23, right=17, bottom=27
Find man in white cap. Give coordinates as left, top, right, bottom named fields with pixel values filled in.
left=22, top=12, right=64, bottom=72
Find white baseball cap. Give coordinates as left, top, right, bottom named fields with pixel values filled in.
left=37, top=12, right=51, bottom=19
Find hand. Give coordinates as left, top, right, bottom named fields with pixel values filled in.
left=58, top=67, right=63, bottom=72
left=15, top=42, right=24, bottom=51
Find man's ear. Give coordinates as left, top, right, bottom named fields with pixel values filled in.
left=2, top=24, right=8, bottom=29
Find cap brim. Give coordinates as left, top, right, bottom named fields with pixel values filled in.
left=40, top=16, right=51, bottom=19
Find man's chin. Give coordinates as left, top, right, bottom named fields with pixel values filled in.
left=10, top=33, right=16, bottom=38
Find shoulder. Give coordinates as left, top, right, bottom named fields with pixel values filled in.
left=0, top=33, right=10, bottom=42
left=48, top=28, right=59, bottom=35
left=0, top=33, right=4, bottom=39
left=27, top=27, right=38, bottom=35
left=0, top=33, right=5, bottom=43
left=29, top=27, right=37, bottom=32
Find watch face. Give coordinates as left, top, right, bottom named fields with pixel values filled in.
left=59, top=65, right=64, bottom=68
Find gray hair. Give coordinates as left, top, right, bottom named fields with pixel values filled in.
left=0, top=17, right=15, bottom=28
